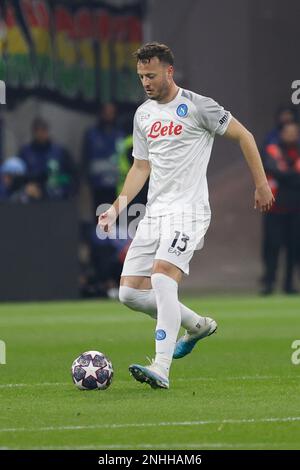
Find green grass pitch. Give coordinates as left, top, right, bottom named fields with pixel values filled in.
left=0, top=295, right=300, bottom=450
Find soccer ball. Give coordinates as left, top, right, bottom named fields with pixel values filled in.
left=71, top=350, right=113, bottom=390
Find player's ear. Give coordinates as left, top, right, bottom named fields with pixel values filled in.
left=167, top=65, right=173, bottom=79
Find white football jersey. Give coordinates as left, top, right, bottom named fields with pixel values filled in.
left=132, top=87, right=232, bottom=216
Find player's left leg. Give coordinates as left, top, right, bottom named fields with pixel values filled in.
left=129, top=260, right=181, bottom=389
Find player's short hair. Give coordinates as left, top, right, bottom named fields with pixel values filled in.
left=133, top=42, right=174, bottom=65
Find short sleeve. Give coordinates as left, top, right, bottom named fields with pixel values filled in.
left=132, top=111, right=149, bottom=160
left=195, top=96, right=232, bottom=135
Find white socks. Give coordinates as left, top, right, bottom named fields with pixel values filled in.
left=151, top=273, right=181, bottom=374
left=119, top=286, right=157, bottom=317
left=119, top=285, right=205, bottom=333
left=119, top=277, right=206, bottom=376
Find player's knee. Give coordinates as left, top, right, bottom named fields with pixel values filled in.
left=119, top=285, right=138, bottom=310
left=152, top=260, right=171, bottom=276
left=152, top=260, right=182, bottom=283
left=119, top=285, right=157, bottom=319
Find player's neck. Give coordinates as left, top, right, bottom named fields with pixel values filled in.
left=157, top=83, right=179, bottom=104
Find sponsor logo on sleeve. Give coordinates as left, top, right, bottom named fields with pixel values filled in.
left=219, top=112, right=229, bottom=126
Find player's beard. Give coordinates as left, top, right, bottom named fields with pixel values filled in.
left=147, top=79, right=170, bottom=102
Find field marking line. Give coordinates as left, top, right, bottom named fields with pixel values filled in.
left=0, top=375, right=298, bottom=389
left=0, top=382, right=67, bottom=389
left=1, top=416, right=300, bottom=433
left=0, top=442, right=290, bottom=450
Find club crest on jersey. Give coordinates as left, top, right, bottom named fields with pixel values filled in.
left=176, top=103, right=188, bottom=117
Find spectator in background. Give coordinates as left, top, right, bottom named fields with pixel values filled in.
left=0, top=156, right=26, bottom=201
left=82, top=103, right=124, bottom=214
left=261, top=121, right=300, bottom=295
left=19, top=117, right=77, bottom=200
left=0, top=156, right=43, bottom=203
left=263, top=105, right=299, bottom=149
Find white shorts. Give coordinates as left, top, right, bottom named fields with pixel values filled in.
left=121, top=213, right=211, bottom=277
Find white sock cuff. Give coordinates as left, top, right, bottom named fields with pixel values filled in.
left=151, top=272, right=178, bottom=289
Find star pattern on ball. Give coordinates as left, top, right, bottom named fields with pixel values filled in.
left=85, top=363, right=101, bottom=379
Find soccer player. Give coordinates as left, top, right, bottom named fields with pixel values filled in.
left=98, top=43, right=274, bottom=389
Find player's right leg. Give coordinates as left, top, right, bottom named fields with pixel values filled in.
left=119, top=275, right=157, bottom=317
left=119, top=214, right=158, bottom=318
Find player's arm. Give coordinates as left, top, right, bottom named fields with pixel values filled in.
left=113, top=157, right=150, bottom=215
left=223, top=117, right=275, bottom=211
left=98, top=158, right=150, bottom=232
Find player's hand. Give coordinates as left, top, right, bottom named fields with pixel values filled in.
left=98, top=206, right=118, bottom=233
left=254, top=182, right=275, bottom=212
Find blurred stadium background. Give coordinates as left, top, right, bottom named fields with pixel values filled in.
left=0, top=0, right=299, bottom=300
left=1, top=0, right=300, bottom=453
